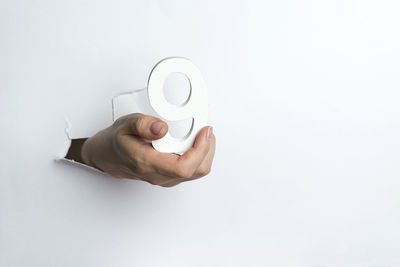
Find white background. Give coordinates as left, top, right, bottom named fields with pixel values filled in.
left=1, top=0, right=400, bottom=266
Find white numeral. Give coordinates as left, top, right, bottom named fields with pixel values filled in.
left=147, top=57, right=208, bottom=154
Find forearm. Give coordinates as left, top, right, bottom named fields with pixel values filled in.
left=65, top=130, right=115, bottom=173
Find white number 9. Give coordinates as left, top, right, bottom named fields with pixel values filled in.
left=147, top=57, right=208, bottom=154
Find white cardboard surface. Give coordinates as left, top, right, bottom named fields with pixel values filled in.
left=1, top=1, right=400, bottom=266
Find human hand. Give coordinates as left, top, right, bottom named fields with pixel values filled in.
left=71, top=113, right=215, bottom=187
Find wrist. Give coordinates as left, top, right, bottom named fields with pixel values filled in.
left=65, top=138, right=89, bottom=165
left=80, top=134, right=107, bottom=173
left=80, top=138, right=93, bottom=167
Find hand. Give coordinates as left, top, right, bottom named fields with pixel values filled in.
left=68, top=113, right=216, bottom=187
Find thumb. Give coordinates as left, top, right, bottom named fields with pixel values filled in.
left=118, top=113, right=168, bottom=140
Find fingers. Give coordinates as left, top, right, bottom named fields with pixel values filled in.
left=177, top=126, right=213, bottom=177
left=190, top=133, right=216, bottom=179
left=150, top=126, right=213, bottom=179
left=117, top=113, right=168, bottom=140
left=153, top=133, right=215, bottom=186
left=117, top=121, right=215, bottom=186
left=161, top=133, right=216, bottom=185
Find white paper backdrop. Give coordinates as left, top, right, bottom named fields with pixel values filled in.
left=1, top=0, right=400, bottom=266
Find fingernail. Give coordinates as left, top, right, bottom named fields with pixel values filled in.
left=150, top=121, right=164, bottom=135
left=207, top=127, right=213, bottom=141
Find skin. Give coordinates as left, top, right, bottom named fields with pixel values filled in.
left=65, top=113, right=216, bottom=187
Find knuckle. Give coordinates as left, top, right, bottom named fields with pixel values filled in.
left=114, top=113, right=142, bottom=128
left=113, top=116, right=125, bottom=127
left=197, top=166, right=211, bottom=177
left=135, top=115, right=146, bottom=132
left=175, top=165, right=194, bottom=179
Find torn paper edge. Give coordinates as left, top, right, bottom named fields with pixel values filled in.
left=53, top=115, right=105, bottom=175
left=111, top=87, right=147, bottom=122
left=54, top=88, right=147, bottom=175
